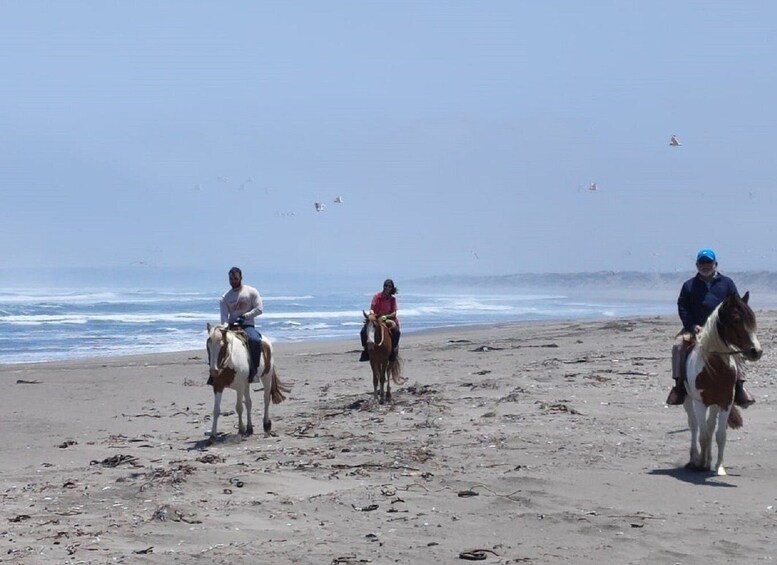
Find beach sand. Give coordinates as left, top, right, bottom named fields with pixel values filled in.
left=2, top=313, right=777, bottom=564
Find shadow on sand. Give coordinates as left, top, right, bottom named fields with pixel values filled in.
left=186, top=433, right=247, bottom=451
left=649, top=467, right=737, bottom=487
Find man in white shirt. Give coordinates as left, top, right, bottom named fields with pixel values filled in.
left=220, top=266, right=263, bottom=381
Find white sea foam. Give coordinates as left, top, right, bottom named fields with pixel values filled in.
left=0, top=278, right=675, bottom=365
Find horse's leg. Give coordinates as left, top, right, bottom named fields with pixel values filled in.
left=244, top=381, right=254, bottom=436
left=235, top=387, right=245, bottom=435
left=699, top=406, right=719, bottom=472
left=714, top=409, right=729, bottom=476
left=210, top=390, right=223, bottom=443
left=260, top=369, right=273, bottom=433
left=379, top=362, right=387, bottom=405
left=689, top=400, right=710, bottom=470
left=385, top=364, right=392, bottom=402
left=371, top=361, right=380, bottom=403
left=684, top=397, right=700, bottom=469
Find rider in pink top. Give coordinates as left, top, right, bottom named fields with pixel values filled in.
left=360, top=278, right=401, bottom=361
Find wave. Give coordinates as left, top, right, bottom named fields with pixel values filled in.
left=0, top=312, right=216, bottom=325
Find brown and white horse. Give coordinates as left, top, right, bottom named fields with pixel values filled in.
left=206, top=324, right=290, bottom=443
left=362, top=311, right=404, bottom=404
left=683, top=292, right=762, bottom=475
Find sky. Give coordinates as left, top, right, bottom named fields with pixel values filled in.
left=3, top=1, right=777, bottom=280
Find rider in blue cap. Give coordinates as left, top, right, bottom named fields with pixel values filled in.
left=667, top=249, right=756, bottom=407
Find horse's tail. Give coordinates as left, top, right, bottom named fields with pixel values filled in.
left=727, top=406, right=743, bottom=429
left=270, top=367, right=292, bottom=404
left=389, top=356, right=406, bottom=385
left=260, top=340, right=273, bottom=378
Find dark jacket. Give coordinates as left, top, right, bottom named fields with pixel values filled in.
left=677, top=273, right=738, bottom=332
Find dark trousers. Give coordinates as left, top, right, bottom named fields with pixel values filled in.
left=242, top=325, right=262, bottom=378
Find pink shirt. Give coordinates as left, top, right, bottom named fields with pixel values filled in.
left=371, top=292, right=399, bottom=328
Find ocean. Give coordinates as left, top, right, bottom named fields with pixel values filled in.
left=0, top=268, right=685, bottom=365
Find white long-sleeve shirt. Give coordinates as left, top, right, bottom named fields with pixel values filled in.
left=220, top=284, right=263, bottom=325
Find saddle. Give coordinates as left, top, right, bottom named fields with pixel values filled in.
left=228, top=325, right=250, bottom=345
left=678, top=332, right=697, bottom=385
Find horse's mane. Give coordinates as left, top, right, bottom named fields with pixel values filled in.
left=696, top=298, right=743, bottom=366
left=209, top=325, right=240, bottom=369
left=697, top=304, right=725, bottom=358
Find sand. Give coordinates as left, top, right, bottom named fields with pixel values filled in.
left=2, top=313, right=777, bottom=564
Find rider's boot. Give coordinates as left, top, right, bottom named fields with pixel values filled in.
left=666, top=379, right=686, bottom=405
left=734, top=379, right=755, bottom=408
left=389, top=347, right=398, bottom=363
left=359, top=349, right=369, bottom=362
left=667, top=337, right=688, bottom=405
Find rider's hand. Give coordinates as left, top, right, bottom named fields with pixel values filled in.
left=693, top=325, right=703, bottom=334
left=380, top=315, right=388, bottom=322
left=234, top=316, right=245, bottom=326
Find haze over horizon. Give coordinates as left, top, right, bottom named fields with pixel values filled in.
left=3, top=2, right=777, bottom=280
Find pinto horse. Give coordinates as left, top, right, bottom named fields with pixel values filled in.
left=206, top=324, right=290, bottom=443
left=362, top=311, right=405, bottom=404
left=683, top=292, right=762, bottom=476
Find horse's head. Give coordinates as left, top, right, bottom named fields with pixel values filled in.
left=206, top=323, right=230, bottom=378
left=716, top=291, right=762, bottom=361
left=363, top=310, right=377, bottom=347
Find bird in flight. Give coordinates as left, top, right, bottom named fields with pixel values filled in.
left=588, top=182, right=598, bottom=192
left=314, top=202, right=326, bottom=212
left=669, top=135, right=682, bottom=146
left=334, top=196, right=344, bottom=204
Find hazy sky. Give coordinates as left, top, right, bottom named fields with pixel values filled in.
left=3, top=2, right=776, bottom=279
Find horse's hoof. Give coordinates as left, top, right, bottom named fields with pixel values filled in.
left=263, top=420, right=272, bottom=433
left=245, top=425, right=254, bottom=437
left=716, top=466, right=727, bottom=476
left=386, top=391, right=392, bottom=402
left=685, top=461, right=705, bottom=472
left=685, top=463, right=710, bottom=473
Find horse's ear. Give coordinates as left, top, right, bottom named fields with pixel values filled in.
left=363, top=310, right=369, bottom=319
left=742, top=291, right=750, bottom=304
left=207, top=323, right=212, bottom=332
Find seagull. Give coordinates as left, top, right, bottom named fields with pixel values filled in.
left=334, top=196, right=344, bottom=204
left=314, top=202, right=326, bottom=212
left=588, top=182, right=598, bottom=192
left=669, top=135, right=682, bottom=146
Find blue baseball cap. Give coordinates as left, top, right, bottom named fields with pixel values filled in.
left=696, top=248, right=716, bottom=262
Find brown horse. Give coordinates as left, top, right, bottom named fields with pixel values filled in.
left=683, top=292, right=762, bottom=475
left=362, top=311, right=405, bottom=404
